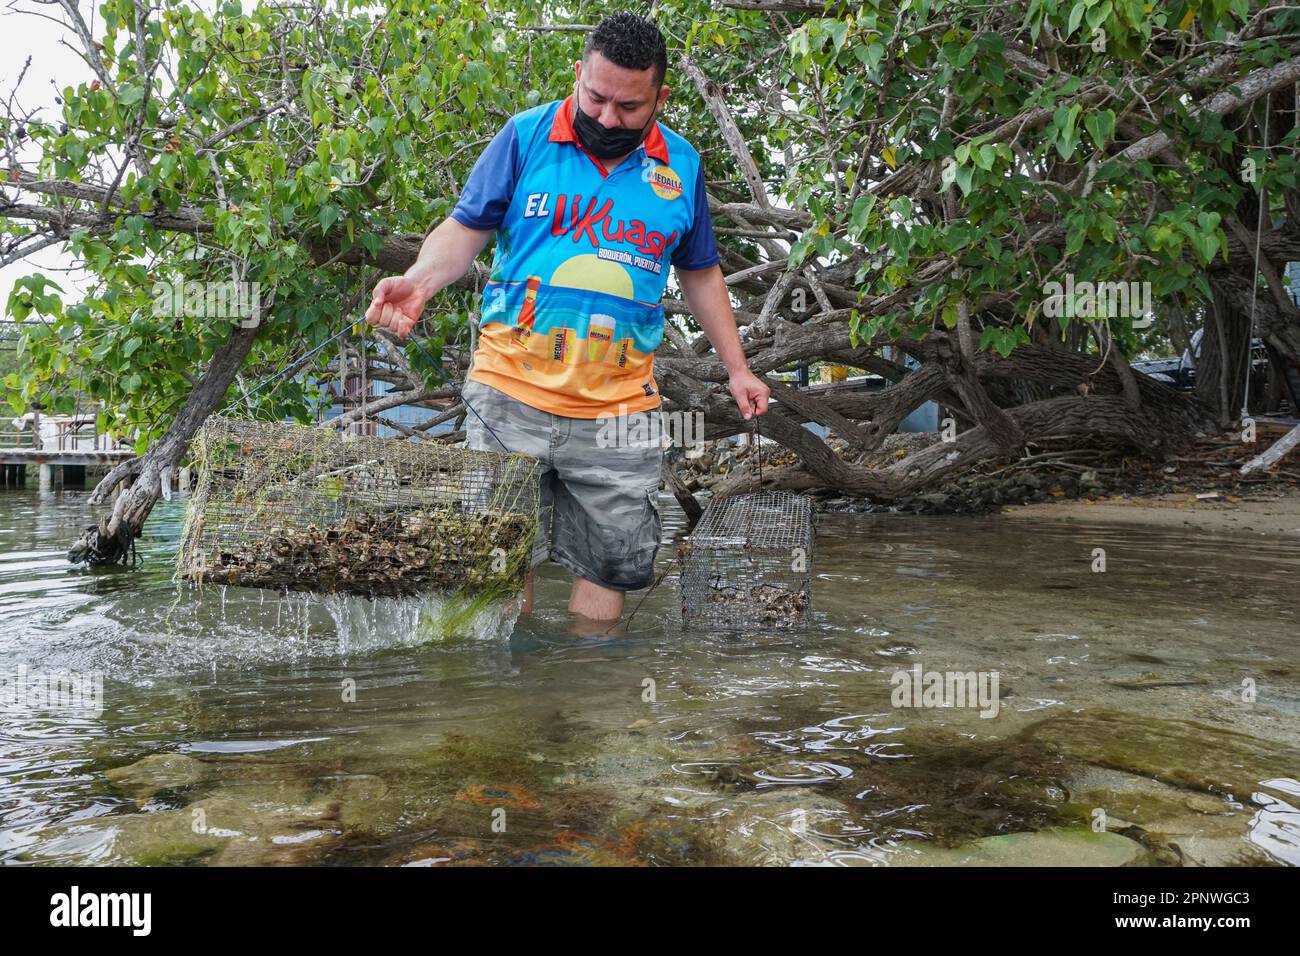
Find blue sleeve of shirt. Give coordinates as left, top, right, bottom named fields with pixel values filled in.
left=671, top=168, right=721, bottom=270
left=449, top=120, right=520, bottom=231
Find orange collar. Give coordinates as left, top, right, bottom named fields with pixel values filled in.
left=549, top=92, right=670, bottom=166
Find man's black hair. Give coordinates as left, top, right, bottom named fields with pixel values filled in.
left=583, top=12, right=668, bottom=91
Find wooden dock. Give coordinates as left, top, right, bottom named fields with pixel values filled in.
left=1, top=407, right=135, bottom=489
left=0, top=449, right=134, bottom=466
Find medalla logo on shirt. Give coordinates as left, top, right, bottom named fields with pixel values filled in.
left=647, top=164, right=682, bottom=201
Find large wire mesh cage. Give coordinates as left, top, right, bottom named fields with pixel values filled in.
left=177, top=415, right=541, bottom=599
left=678, top=490, right=814, bottom=630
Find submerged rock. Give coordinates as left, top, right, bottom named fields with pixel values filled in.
left=1062, top=766, right=1237, bottom=832
left=1019, top=710, right=1300, bottom=799
left=105, top=753, right=204, bottom=799
left=889, top=828, right=1150, bottom=867
left=24, top=780, right=348, bottom=866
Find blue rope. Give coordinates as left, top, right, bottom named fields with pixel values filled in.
left=221, top=323, right=354, bottom=416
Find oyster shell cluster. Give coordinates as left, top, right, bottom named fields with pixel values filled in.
left=184, top=507, right=534, bottom=597
left=704, top=582, right=809, bottom=627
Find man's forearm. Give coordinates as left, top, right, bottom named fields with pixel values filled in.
left=406, top=217, right=494, bottom=298
left=680, top=265, right=750, bottom=374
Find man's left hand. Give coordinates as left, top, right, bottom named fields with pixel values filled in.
left=728, top=369, right=771, bottom=420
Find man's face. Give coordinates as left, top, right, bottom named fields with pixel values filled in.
left=572, top=50, right=670, bottom=135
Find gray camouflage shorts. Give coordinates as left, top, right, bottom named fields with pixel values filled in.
left=460, top=378, right=664, bottom=591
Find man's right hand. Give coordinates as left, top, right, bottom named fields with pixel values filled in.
left=365, top=275, right=428, bottom=340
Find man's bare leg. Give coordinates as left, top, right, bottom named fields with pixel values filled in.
left=569, top=576, right=625, bottom=622
left=521, top=574, right=535, bottom=614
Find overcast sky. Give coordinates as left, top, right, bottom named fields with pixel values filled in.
left=0, top=2, right=234, bottom=315
left=1, top=2, right=100, bottom=313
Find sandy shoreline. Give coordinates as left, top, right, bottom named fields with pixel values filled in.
left=997, top=483, right=1300, bottom=536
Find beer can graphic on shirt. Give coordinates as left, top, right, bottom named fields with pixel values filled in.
left=550, top=327, right=578, bottom=364
left=587, top=315, right=615, bottom=363
left=512, top=276, right=542, bottom=348
left=614, top=338, right=633, bottom=368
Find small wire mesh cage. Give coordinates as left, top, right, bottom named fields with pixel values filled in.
left=177, top=415, right=540, bottom=599
left=678, top=490, right=814, bottom=630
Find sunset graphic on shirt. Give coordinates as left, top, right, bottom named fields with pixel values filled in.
left=550, top=253, right=635, bottom=298
left=478, top=249, right=663, bottom=413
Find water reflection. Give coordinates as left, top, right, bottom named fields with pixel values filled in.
left=1248, top=779, right=1300, bottom=866
left=0, top=487, right=1296, bottom=865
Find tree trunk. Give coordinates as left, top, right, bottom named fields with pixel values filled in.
left=1198, top=283, right=1255, bottom=426
left=87, top=322, right=261, bottom=541
left=714, top=389, right=1215, bottom=499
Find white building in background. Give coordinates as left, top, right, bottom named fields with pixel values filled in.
left=7, top=411, right=123, bottom=452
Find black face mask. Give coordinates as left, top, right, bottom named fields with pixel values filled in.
left=572, top=85, right=655, bottom=160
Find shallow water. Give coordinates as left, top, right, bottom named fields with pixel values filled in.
left=1, top=486, right=1297, bottom=866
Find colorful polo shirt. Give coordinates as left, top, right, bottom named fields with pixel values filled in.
left=450, top=93, right=721, bottom=418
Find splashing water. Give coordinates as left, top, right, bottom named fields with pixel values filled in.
left=319, top=589, right=524, bottom=653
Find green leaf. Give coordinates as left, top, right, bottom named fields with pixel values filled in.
left=1084, top=110, right=1115, bottom=148
left=1086, top=1, right=1113, bottom=31
left=1068, top=1, right=1086, bottom=36
left=850, top=195, right=876, bottom=230
left=829, top=19, right=849, bottom=51
left=1066, top=218, right=1088, bottom=256
left=118, top=83, right=145, bottom=107
left=954, top=164, right=973, bottom=196
left=319, top=204, right=340, bottom=233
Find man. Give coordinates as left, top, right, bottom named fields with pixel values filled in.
left=365, top=12, right=769, bottom=622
